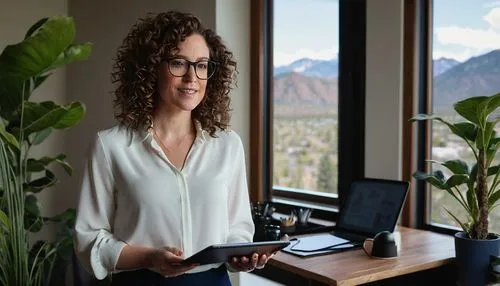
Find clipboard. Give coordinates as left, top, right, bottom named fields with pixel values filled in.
left=282, top=233, right=361, bottom=257
left=182, top=241, right=290, bottom=265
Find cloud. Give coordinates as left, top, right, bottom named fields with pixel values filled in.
left=483, top=1, right=500, bottom=8
left=484, top=7, right=500, bottom=29
left=274, top=47, right=338, bottom=66
left=435, top=26, right=500, bottom=51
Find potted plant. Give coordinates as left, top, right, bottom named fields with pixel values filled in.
left=0, top=16, right=91, bottom=285
left=411, top=93, right=500, bottom=286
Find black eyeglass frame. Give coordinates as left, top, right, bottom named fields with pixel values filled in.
left=164, top=57, right=218, bottom=80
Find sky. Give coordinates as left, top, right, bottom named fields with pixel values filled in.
left=273, top=0, right=500, bottom=66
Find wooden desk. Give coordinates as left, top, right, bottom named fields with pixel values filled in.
left=260, top=227, right=456, bottom=286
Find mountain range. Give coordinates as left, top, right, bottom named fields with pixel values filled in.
left=273, top=50, right=500, bottom=115
left=273, top=57, right=460, bottom=78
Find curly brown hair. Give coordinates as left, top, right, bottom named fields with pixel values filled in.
left=112, top=11, right=237, bottom=137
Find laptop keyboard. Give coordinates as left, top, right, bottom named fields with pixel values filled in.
left=330, top=231, right=367, bottom=243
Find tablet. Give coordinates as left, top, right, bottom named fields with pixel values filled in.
left=182, top=241, right=290, bottom=265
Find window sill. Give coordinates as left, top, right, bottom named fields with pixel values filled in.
left=270, top=196, right=339, bottom=222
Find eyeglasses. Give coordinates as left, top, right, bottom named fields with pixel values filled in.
left=165, top=58, right=217, bottom=80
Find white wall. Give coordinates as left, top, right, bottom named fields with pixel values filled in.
left=365, top=0, right=404, bottom=180
left=215, top=0, right=251, bottom=170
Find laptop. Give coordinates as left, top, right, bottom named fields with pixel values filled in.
left=329, top=178, right=410, bottom=243
left=283, top=178, right=409, bottom=256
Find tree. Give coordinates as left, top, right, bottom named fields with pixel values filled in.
left=317, top=154, right=335, bottom=193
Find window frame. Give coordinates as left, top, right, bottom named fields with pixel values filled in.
left=412, top=0, right=462, bottom=235
left=250, top=0, right=367, bottom=220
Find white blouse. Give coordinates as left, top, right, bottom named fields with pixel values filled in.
left=74, top=124, right=255, bottom=279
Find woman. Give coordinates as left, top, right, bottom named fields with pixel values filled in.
left=74, top=11, right=270, bottom=285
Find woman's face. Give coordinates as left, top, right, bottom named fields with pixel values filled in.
left=157, top=33, right=210, bottom=114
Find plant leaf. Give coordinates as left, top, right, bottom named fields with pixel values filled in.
left=445, top=174, right=469, bottom=188
left=487, top=137, right=500, bottom=166
left=24, top=170, right=58, bottom=193
left=49, top=208, right=76, bottom=229
left=26, top=155, right=72, bottom=176
left=0, top=209, right=11, bottom=231
left=489, top=189, right=500, bottom=209
left=428, top=159, right=469, bottom=174
left=0, top=120, right=20, bottom=151
left=410, top=114, right=476, bottom=144
left=444, top=207, right=470, bottom=235
left=21, top=101, right=66, bottom=136
left=52, top=102, right=86, bottom=129
left=455, top=93, right=500, bottom=128
left=25, top=195, right=43, bottom=232
left=0, top=16, right=75, bottom=80
left=24, top=18, right=48, bottom=39
left=413, top=170, right=447, bottom=189
left=453, top=122, right=477, bottom=141
left=466, top=187, right=478, bottom=220
left=488, top=165, right=499, bottom=177
left=46, top=43, right=93, bottom=72
left=476, top=120, right=496, bottom=150
left=29, top=127, right=52, bottom=145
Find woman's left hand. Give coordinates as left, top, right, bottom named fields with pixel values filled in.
left=228, top=252, right=274, bottom=272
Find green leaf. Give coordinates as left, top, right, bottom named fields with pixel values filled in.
left=487, top=137, right=500, bottom=166
left=488, top=165, right=499, bottom=177
left=0, top=119, right=20, bottom=151
left=49, top=208, right=76, bottom=228
left=485, top=93, right=500, bottom=119
left=445, top=174, right=469, bottom=188
left=409, top=114, right=440, bottom=122
left=489, top=189, right=500, bottom=209
left=454, top=96, right=489, bottom=126
left=25, top=195, right=41, bottom=216
left=47, top=43, right=93, bottom=72
left=0, top=75, right=23, bottom=119
left=413, top=170, right=447, bottom=189
left=453, top=122, right=477, bottom=141
left=428, top=159, right=469, bottom=174
left=29, top=127, right=52, bottom=145
left=476, top=120, right=496, bottom=150
left=52, top=102, right=86, bottom=129
left=25, top=195, right=43, bottom=232
left=444, top=207, right=470, bottom=234
left=27, top=154, right=72, bottom=176
left=0, top=209, right=11, bottom=231
left=466, top=187, right=478, bottom=220
left=21, top=101, right=66, bottom=136
left=410, top=114, right=476, bottom=144
left=454, top=93, right=500, bottom=127
left=24, top=18, right=48, bottom=39
left=25, top=169, right=58, bottom=193
left=26, top=159, right=46, bottom=173
left=0, top=16, right=75, bottom=80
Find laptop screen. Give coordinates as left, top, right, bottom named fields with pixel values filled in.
left=336, top=179, right=409, bottom=236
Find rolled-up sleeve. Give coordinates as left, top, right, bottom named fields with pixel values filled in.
left=226, top=136, right=255, bottom=243
left=74, top=133, right=127, bottom=280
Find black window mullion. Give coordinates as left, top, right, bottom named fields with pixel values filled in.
left=338, top=0, right=366, bottom=210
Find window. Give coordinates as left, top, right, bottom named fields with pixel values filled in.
left=428, top=0, right=500, bottom=233
left=250, top=0, right=366, bottom=217
left=272, top=0, right=339, bottom=196
left=413, top=0, right=500, bottom=233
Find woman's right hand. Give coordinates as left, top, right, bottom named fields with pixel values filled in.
left=149, top=247, right=199, bottom=277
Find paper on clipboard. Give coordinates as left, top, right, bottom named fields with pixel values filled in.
left=282, top=233, right=356, bottom=257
